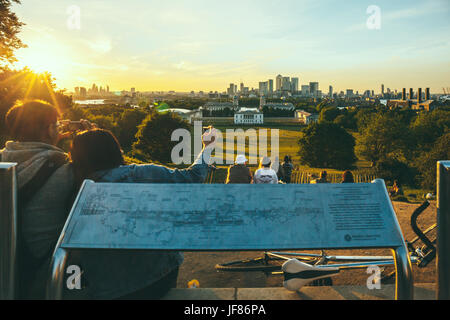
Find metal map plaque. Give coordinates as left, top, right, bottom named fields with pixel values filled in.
left=61, top=180, right=405, bottom=250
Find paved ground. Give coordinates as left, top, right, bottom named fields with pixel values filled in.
left=176, top=201, right=437, bottom=289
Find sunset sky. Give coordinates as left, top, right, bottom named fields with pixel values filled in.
left=12, top=0, right=450, bottom=93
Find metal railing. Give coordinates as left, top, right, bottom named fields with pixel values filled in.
left=0, top=163, right=18, bottom=300
left=437, top=161, right=450, bottom=300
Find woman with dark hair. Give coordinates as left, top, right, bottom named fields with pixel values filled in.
left=341, top=170, right=354, bottom=183
left=67, top=128, right=215, bottom=300
left=70, top=129, right=125, bottom=188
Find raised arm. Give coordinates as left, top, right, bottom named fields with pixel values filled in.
left=125, top=128, right=216, bottom=184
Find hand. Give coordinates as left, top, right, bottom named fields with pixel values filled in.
left=80, top=119, right=97, bottom=130
left=202, top=126, right=217, bottom=148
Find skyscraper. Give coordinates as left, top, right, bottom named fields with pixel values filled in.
left=259, top=81, right=268, bottom=95
left=282, top=77, right=291, bottom=91
left=329, top=85, right=333, bottom=98
left=309, top=82, right=319, bottom=97
left=291, top=77, right=299, bottom=93
left=268, top=79, right=274, bottom=94
left=301, top=85, right=310, bottom=96
left=381, top=84, right=385, bottom=95
left=276, top=75, right=283, bottom=91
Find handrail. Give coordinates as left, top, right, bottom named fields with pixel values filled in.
left=0, top=163, right=18, bottom=300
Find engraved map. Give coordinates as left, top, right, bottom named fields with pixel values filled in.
left=61, top=181, right=405, bottom=250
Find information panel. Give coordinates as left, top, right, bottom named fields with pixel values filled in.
left=61, top=180, right=405, bottom=250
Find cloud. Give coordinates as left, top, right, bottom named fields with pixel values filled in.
left=87, top=38, right=113, bottom=54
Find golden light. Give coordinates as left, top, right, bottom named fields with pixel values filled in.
left=15, top=39, right=72, bottom=80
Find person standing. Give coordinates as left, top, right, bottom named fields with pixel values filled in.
left=281, top=155, right=294, bottom=184
left=225, top=154, right=252, bottom=184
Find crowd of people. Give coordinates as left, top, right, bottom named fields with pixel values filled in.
left=0, top=99, right=357, bottom=300
left=225, top=155, right=354, bottom=185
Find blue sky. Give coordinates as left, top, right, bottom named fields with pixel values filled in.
left=12, top=0, right=450, bottom=93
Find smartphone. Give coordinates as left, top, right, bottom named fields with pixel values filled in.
left=59, top=120, right=84, bottom=132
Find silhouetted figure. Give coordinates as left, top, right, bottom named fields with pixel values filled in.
left=341, top=170, right=354, bottom=183
left=281, top=155, right=294, bottom=184
left=312, top=170, right=328, bottom=184
left=225, top=154, right=252, bottom=184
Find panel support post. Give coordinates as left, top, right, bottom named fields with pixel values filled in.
left=437, top=161, right=450, bottom=300
left=392, top=246, right=413, bottom=300
left=0, top=163, right=18, bottom=300
left=46, top=248, right=68, bottom=300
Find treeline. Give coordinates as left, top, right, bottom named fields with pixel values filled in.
left=297, top=103, right=450, bottom=190
left=64, top=105, right=189, bottom=164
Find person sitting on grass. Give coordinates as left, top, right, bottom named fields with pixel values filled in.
left=225, top=154, right=252, bottom=184
left=390, top=180, right=403, bottom=196
left=253, top=156, right=278, bottom=184
left=311, top=170, right=328, bottom=184
left=341, top=170, right=354, bottom=183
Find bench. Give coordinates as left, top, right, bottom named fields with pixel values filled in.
left=46, top=179, right=414, bottom=299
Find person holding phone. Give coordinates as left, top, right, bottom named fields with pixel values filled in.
left=0, top=99, right=94, bottom=298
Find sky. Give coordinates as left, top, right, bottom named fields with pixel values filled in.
left=11, top=0, right=450, bottom=94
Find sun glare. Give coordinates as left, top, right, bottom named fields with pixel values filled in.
left=15, top=40, right=71, bottom=79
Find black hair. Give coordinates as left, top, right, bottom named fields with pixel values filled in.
left=70, top=129, right=125, bottom=187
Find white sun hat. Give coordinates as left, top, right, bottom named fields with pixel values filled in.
left=235, top=154, right=248, bottom=164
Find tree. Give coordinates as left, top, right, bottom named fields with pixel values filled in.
left=319, top=106, right=340, bottom=123
left=355, top=113, right=410, bottom=166
left=115, top=108, right=147, bottom=152
left=410, top=109, right=450, bottom=149
left=133, top=111, right=190, bottom=163
left=0, top=0, right=26, bottom=65
left=297, top=122, right=356, bottom=169
left=413, top=132, right=450, bottom=190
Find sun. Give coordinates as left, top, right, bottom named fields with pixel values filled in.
left=15, top=39, right=72, bottom=80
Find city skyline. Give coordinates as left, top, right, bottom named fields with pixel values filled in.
left=10, top=0, right=450, bottom=93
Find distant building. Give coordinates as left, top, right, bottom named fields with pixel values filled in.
left=291, top=77, right=299, bottom=93
left=259, top=81, right=269, bottom=95
left=282, top=77, right=291, bottom=91
left=268, top=79, right=274, bottom=94
left=386, top=88, right=436, bottom=111
left=309, top=82, right=319, bottom=97
left=203, top=101, right=235, bottom=111
left=295, top=110, right=319, bottom=124
left=346, top=89, right=354, bottom=98
left=260, top=100, right=295, bottom=111
left=276, top=75, right=283, bottom=91
left=301, top=85, right=310, bottom=96
left=329, top=85, right=333, bottom=98
left=234, top=108, right=264, bottom=125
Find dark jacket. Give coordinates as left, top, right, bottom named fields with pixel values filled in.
left=225, top=164, right=252, bottom=184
